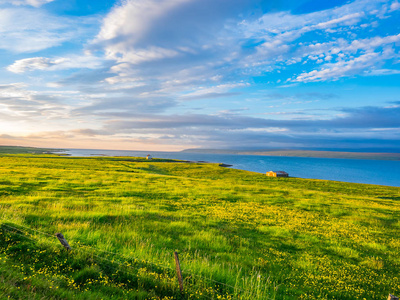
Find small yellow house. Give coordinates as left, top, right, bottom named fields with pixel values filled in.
left=146, top=154, right=152, bottom=160
left=266, top=171, right=289, bottom=177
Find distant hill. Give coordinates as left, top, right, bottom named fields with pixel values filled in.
left=181, top=148, right=400, bottom=160
left=0, top=145, right=63, bottom=154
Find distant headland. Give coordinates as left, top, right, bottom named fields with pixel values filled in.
left=181, top=148, right=400, bottom=160
left=0, top=146, right=65, bottom=155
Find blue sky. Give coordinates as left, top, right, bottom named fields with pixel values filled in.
left=0, top=0, right=399, bottom=151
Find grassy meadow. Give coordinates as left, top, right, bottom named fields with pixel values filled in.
left=0, top=154, right=399, bottom=299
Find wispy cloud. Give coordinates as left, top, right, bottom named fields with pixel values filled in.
left=0, top=83, right=70, bottom=119
left=0, top=0, right=54, bottom=7
left=0, top=6, right=97, bottom=53
left=180, top=83, right=249, bottom=100
left=364, top=69, right=400, bottom=76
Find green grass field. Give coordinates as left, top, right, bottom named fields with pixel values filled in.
left=0, top=154, right=399, bottom=299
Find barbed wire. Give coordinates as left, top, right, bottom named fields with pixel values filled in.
left=181, top=270, right=244, bottom=293
left=2, top=222, right=54, bottom=238
left=76, top=242, right=174, bottom=272
left=2, top=227, right=37, bottom=242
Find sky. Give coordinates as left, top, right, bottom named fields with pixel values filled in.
left=0, top=0, right=400, bottom=152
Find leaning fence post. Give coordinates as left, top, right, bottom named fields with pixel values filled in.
left=174, top=251, right=184, bottom=292
left=56, top=233, right=72, bottom=251
left=388, top=294, right=399, bottom=300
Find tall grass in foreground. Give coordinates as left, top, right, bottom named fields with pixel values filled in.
left=0, top=155, right=399, bottom=299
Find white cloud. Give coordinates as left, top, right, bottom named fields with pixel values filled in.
left=293, top=52, right=386, bottom=82
left=314, top=12, right=364, bottom=29
left=7, top=57, right=55, bottom=73
left=242, top=0, right=381, bottom=37
left=104, top=76, right=143, bottom=85
left=7, top=55, right=103, bottom=73
left=347, top=34, right=400, bottom=52
left=96, top=0, right=191, bottom=42
left=0, top=83, right=32, bottom=101
left=181, top=82, right=250, bottom=99
left=0, top=0, right=54, bottom=7
left=0, top=83, right=64, bottom=122
left=364, top=69, right=400, bottom=76
left=95, top=0, right=192, bottom=62
left=292, top=34, right=400, bottom=82
left=0, top=7, right=74, bottom=53
left=104, top=46, right=179, bottom=64
left=390, top=1, right=400, bottom=11
left=92, top=0, right=250, bottom=96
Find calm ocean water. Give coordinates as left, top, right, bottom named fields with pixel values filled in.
left=63, top=149, right=400, bottom=187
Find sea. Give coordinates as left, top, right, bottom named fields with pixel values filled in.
left=62, top=149, right=400, bottom=187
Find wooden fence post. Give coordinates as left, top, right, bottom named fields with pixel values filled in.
left=56, top=233, right=72, bottom=251
left=388, top=294, right=399, bottom=300
left=174, top=251, right=184, bottom=292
